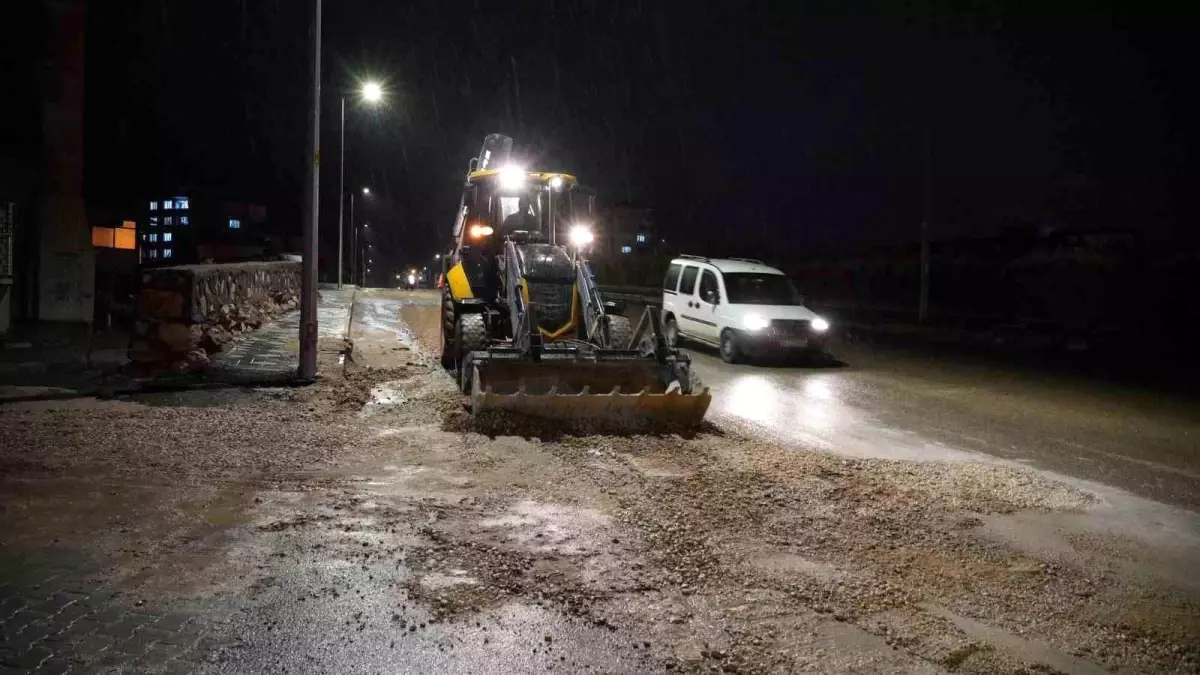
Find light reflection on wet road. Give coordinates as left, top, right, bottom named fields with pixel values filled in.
left=682, top=340, right=1200, bottom=510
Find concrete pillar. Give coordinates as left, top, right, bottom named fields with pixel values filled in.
left=37, top=0, right=93, bottom=324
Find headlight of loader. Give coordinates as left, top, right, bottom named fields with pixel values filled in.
left=569, top=225, right=594, bottom=246
left=468, top=224, right=494, bottom=239
left=743, top=315, right=770, bottom=331
left=811, top=317, right=830, bottom=332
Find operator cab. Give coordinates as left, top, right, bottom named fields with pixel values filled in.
left=451, top=165, right=594, bottom=302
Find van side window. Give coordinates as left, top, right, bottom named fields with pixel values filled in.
left=678, top=266, right=699, bottom=295
left=663, top=263, right=682, bottom=293
left=699, top=270, right=720, bottom=302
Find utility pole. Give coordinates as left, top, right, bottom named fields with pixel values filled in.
left=918, top=128, right=932, bottom=325
left=337, top=96, right=345, bottom=289
left=298, top=0, right=321, bottom=380
left=349, top=192, right=355, bottom=285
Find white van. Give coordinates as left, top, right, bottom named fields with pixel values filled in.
left=660, top=256, right=831, bottom=363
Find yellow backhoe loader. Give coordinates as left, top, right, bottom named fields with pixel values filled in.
left=438, top=134, right=710, bottom=429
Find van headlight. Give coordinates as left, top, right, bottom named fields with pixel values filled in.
left=743, top=315, right=770, bottom=331
left=811, top=317, right=830, bottom=332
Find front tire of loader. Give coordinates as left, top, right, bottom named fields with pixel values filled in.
left=608, top=315, right=634, bottom=350
left=455, top=313, right=488, bottom=392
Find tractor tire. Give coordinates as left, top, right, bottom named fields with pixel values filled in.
left=459, top=351, right=477, bottom=395
left=608, top=315, right=634, bottom=350
left=454, top=312, right=489, bottom=379
left=663, top=316, right=680, bottom=348
left=440, top=290, right=456, bottom=369
left=720, top=329, right=743, bottom=364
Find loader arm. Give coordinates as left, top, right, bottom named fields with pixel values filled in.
left=576, top=259, right=614, bottom=347
left=504, top=239, right=542, bottom=358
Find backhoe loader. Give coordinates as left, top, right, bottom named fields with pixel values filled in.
left=439, top=134, right=710, bottom=429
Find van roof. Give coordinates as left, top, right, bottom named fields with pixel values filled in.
left=670, top=257, right=784, bottom=275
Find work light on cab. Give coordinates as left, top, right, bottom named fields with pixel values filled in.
left=469, top=224, right=494, bottom=239
left=499, top=166, right=526, bottom=190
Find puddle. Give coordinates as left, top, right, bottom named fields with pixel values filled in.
left=477, top=500, right=614, bottom=554
left=419, top=571, right=480, bottom=590
left=922, top=604, right=1109, bottom=675
left=747, top=552, right=844, bottom=581
left=628, top=456, right=694, bottom=478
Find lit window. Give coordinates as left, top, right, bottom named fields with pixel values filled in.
left=180, top=216, right=189, bottom=225
left=149, top=217, right=158, bottom=227
left=176, top=198, right=189, bottom=209
left=92, top=227, right=115, bottom=248
left=141, top=234, right=147, bottom=241
left=148, top=249, right=158, bottom=259
left=114, top=228, right=136, bottom=250
left=149, top=233, right=158, bottom=242
left=150, top=201, right=157, bottom=210
left=636, top=233, right=647, bottom=243
left=621, top=245, right=633, bottom=254
left=163, top=200, right=173, bottom=210
left=228, top=219, right=241, bottom=229
left=122, top=220, right=136, bottom=229
left=163, top=249, right=173, bottom=259
left=164, top=216, right=173, bottom=226
left=163, top=233, right=172, bottom=242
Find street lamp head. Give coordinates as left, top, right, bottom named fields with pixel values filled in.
left=362, top=187, right=371, bottom=196
left=361, top=81, right=383, bottom=104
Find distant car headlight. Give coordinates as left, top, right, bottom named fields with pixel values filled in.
left=811, top=317, right=830, bottom=332
left=743, top=315, right=770, bottom=331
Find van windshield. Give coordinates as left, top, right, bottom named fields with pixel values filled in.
left=723, top=273, right=803, bottom=305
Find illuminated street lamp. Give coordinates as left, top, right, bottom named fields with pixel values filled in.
left=350, top=190, right=371, bottom=287
left=362, top=81, right=383, bottom=104
left=338, top=80, right=385, bottom=289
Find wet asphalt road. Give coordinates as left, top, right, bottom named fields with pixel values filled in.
left=419, top=289, right=1200, bottom=510
left=674, top=336, right=1200, bottom=511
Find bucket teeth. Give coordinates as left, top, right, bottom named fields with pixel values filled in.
left=466, top=358, right=712, bottom=428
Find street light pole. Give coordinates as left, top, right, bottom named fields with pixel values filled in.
left=298, top=0, right=321, bottom=380
left=337, top=96, right=345, bottom=289
left=349, top=193, right=356, bottom=284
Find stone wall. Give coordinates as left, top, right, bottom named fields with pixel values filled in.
left=129, top=261, right=300, bottom=375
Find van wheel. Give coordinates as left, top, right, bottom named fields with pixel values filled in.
left=720, top=329, right=742, bottom=364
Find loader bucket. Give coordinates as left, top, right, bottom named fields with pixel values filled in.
left=468, top=358, right=711, bottom=431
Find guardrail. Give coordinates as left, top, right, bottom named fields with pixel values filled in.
left=597, top=285, right=917, bottom=320
left=596, top=284, right=1018, bottom=332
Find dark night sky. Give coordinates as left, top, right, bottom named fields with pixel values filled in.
left=81, top=0, right=1194, bottom=272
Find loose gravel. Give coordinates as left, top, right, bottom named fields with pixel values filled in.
left=3, top=301, right=1197, bottom=674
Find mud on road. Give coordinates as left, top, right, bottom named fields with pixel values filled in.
left=0, top=289, right=1197, bottom=673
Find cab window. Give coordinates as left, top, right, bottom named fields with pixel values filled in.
left=678, top=265, right=699, bottom=295
left=663, top=263, right=682, bottom=293
left=699, top=270, right=720, bottom=303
